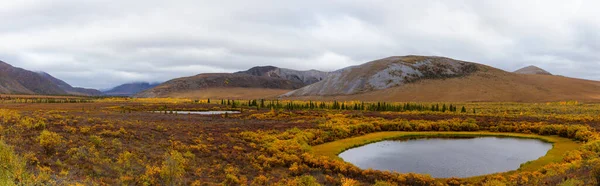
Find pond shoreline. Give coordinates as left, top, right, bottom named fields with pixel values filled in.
left=312, top=131, right=581, bottom=179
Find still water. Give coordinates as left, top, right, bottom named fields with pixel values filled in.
left=153, top=111, right=241, bottom=115
left=338, top=137, right=552, bottom=178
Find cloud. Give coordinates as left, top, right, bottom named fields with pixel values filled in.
left=0, top=0, right=598, bottom=89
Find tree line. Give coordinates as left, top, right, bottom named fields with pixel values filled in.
left=204, top=99, right=471, bottom=113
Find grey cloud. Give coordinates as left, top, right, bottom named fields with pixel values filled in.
left=0, top=0, right=599, bottom=89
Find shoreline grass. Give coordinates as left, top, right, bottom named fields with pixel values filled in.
left=311, top=131, right=581, bottom=179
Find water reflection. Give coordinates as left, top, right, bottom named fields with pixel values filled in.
left=153, top=111, right=240, bottom=115
left=338, top=137, right=552, bottom=178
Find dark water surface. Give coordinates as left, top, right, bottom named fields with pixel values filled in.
left=338, top=137, right=552, bottom=178
left=153, top=111, right=240, bottom=115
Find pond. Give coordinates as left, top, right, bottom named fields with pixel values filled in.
left=153, top=111, right=241, bottom=115
left=338, top=137, right=552, bottom=178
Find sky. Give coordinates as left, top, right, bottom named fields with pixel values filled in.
left=0, top=0, right=598, bottom=89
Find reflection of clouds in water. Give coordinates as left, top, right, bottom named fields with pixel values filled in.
left=339, top=137, right=552, bottom=178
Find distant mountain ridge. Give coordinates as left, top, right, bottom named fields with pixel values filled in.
left=283, top=55, right=479, bottom=96
left=135, top=66, right=329, bottom=98
left=5, top=56, right=600, bottom=102
left=514, top=65, right=552, bottom=75
left=135, top=73, right=306, bottom=98
left=103, top=82, right=160, bottom=96
left=236, top=66, right=329, bottom=85
left=37, top=72, right=102, bottom=96
left=281, top=55, right=600, bottom=102
left=0, top=60, right=101, bottom=96
left=0, top=61, right=66, bottom=95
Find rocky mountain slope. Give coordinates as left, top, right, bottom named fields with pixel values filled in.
left=37, top=72, right=102, bottom=96
left=514, top=65, right=553, bottom=75
left=0, top=60, right=101, bottom=96
left=283, top=56, right=479, bottom=96
left=103, top=82, right=160, bottom=96
left=236, top=66, right=329, bottom=85
left=135, top=73, right=305, bottom=98
left=0, top=61, right=67, bottom=95
left=283, top=55, right=600, bottom=102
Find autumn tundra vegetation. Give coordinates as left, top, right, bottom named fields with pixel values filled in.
left=1, top=97, right=600, bottom=185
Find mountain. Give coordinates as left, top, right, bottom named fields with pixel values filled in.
left=514, top=65, right=553, bottom=75
left=282, top=55, right=600, bottom=102
left=103, top=82, right=160, bottom=96
left=236, top=66, right=329, bottom=85
left=284, top=56, right=479, bottom=96
left=0, top=61, right=67, bottom=95
left=37, top=72, right=102, bottom=96
left=135, top=73, right=305, bottom=99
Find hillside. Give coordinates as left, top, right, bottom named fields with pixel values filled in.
left=37, top=72, right=102, bottom=96
left=514, top=65, right=553, bottom=75
left=135, top=73, right=305, bottom=98
left=284, top=56, right=479, bottom=96
left=0, top=61, right=67, bottom=95
left=236, top=66, right=329, bottom=85
left=283, top=56, right=600, bottom=102
left=103, top=82, right=159, bottom=96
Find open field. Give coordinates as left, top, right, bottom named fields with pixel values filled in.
left=1, top=97, right=600, bottom=185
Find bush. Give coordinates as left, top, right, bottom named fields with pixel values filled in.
left=298, top=175, right=321, bottom=186
left=19, top=117, right=46, bottom=130
left=593, top=165, right=600, bottom=185
left=38, top=130, right=64, bottom=153
left=558, top=178, right=584, bottom=186
left=0, top=140, right=34, bottom=185
left=374, top=180, right=398, bottom=186
left=160, top=150, right=187, bottom=186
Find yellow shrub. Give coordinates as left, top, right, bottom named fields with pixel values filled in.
left=0, top=109, right=20, bottom=125
left=79, top=126, right=91, bottom=134
left=160, top=150, right=187, bottom=185
left=341, top=177, right=360, bottom=186
left=38, top=130, right=64, bottom=153
left=251, top=175, right=269, bottom=186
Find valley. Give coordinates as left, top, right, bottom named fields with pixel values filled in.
left=1, top=97, right=599, bottom=185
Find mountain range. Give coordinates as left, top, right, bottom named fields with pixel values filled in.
left=2, top=56, right=600, bottom=102
left=103, top=82, right=160, bottom=96
left=0, top=61, right=101, bottom=96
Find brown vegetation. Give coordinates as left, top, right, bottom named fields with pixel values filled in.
left=1, top=98, right=600, bottom=185
left=162, top=88, right=290, bottom=100
left=290, top=69, right=600, bottom=102
left=135, top=73, right=305, bottom=98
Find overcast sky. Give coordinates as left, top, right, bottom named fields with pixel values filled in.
left=0, top=0, right=598, bottom=89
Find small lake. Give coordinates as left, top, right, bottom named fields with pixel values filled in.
left=338, top=137, right=552, bottom=178
left=153, top=111, right=241, bottom=115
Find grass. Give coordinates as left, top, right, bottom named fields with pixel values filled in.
left=312, top=131, right=581, bottom=177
